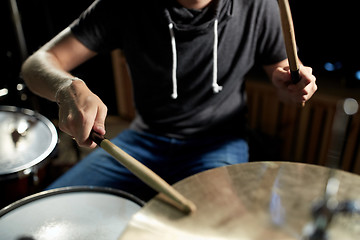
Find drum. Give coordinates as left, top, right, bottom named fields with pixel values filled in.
left=119, top=162, right=360, bottom=240
left=0, top=186, right=144, bottom=240
left=0, top=106, right=58, bottom=207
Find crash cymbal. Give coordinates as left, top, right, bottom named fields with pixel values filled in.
left=119, top=161, right=360, bottom=240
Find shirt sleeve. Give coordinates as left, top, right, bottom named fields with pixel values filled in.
left=69, top=0, right=123, bottom=53
left=255, top=0, right=288, bottom=65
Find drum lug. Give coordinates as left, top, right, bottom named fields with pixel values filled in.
left=20, top=167, right=39, bottom=186
left=31, top=168, right=39, bottom=186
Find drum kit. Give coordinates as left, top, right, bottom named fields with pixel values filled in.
left=1, top=0, right=359, bottom=239
left=0, top=161, right=360, bottom=240
left=0, top=101, right=360, bottom=239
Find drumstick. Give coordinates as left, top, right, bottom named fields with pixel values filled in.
left=278, top=0, right=305, bottom=107
left=279, top=0, right=300, bottom=83
left=90, top=131, right=196, bottom=214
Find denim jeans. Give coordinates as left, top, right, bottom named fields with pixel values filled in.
left=47, top=129, right=249, bottom=201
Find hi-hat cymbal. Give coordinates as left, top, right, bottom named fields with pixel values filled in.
left=119, top=161, right=360, bottom=240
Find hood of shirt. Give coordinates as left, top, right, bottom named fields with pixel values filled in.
left=164, top=0, right=233, bottom=34
left=162, top=0, right=234, bottom=99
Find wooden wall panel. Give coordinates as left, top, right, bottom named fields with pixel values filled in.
left=110, top=51, right=360, bottom=174
left=246, top=80, right=360, bottom=174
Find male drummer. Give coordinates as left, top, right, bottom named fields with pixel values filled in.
left=21, top=0, right=317, bottom=201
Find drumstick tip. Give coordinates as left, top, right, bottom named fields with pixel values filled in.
left=157, top=193, right=197, bottom=214
left=185, top=200, right=197, bottom=214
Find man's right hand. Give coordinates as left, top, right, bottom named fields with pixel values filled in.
left=56, top=79, right=107, bottom=148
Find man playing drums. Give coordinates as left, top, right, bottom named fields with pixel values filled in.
left=21, top=0, right=317, bottom=201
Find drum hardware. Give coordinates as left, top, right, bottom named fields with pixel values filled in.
left=16, top=83, right=29, bottom=102
left=8, top=0, right=28, bottom=62
left=302, top=98, right=359, bottom=240
left=4, top=0, right=39, bottom=110
left=90, top=130, right=196, bottom=214
left=0, top=106, right=58, bottom=208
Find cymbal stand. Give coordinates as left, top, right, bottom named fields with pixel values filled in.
left=302, top=98, right=359, bottom=240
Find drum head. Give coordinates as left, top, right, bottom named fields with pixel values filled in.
left=0, top=187, right=144, bottom=240
left=119, top=162, right=360, bottom=240
left=0, top=106, right=57, bottom=177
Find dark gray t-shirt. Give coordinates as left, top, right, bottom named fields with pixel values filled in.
left=71, top=0, right=287, bottom=139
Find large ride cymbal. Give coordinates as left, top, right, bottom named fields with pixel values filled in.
left=119, top=162, right=360, bottom=240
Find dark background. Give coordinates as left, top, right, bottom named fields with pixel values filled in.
left=1, top=0, right=359, bottom=119
left=292, top=0, right=360, bottom=87
left=1, top=0, right=116, bottom=119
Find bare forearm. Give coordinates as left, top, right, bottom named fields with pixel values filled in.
left=20, top=27, right=106, bottom=148
left=21, top=50, right=75, bottom=102
left=21, top=27, right=96, bottom=102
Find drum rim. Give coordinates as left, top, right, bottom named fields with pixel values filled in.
left=0, top=105, right=58, bottom=175
left=0, top=186, right=145, bottom=217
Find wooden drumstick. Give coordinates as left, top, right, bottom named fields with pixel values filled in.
left=279, top=0, right=300, bottom=83
left=90, top=131, right=196, bottom=214
left=278, top=0, right=305, bottom=107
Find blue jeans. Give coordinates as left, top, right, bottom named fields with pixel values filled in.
left=47, top=129, right=248, bottom=201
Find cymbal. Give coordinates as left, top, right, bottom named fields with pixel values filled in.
left=119, top=162, right=360, bottom=240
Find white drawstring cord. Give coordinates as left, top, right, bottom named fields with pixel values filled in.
left=169, top=23, right=178, bottom=99
left=212, top=18, right=222, bottom=93
left=168, top=19, right=221, bottom=99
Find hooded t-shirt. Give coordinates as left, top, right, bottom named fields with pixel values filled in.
left=70, top=0, right=287, bottom=139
